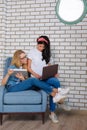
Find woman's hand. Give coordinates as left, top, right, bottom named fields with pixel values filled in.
left=15, top=73, right=25, bottom=80
left=34, top=73, right=41, bottom=79
left=1, top=69, right=14, bottom=86
left=7, top=69, right=14, bottom=76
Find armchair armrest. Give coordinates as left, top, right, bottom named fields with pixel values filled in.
left=39, top=90, right=47, bottom=111
left=0, top=86, right=7, bottom=112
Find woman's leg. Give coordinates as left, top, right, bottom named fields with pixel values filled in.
left=45, top=77, right=60, bottom=116
left=32, top=78, right=53, bottom=94
left=45, top=77, right=61, bottom=89
left=7, top=77, right=53, bottom=94
left=49, top=95, right=56, bottom=112
left=7, top=77, right=36, bottom=92
left=49, top=95, right=59, bottom=123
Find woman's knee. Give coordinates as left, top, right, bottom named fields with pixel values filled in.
left=46, top=77, right=60, bottom=87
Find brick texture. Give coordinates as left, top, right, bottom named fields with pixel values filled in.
left=0, top=0, right=87, bottom=110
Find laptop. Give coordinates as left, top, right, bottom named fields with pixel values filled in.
left=41, top=64, right=58, bottom=80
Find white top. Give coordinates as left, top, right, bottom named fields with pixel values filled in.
left=27, top=47, right=46, bottom=76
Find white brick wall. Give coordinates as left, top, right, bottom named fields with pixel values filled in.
left=0, top=0, right=87, bottom=110
left=0, top=0, right=6, bottom=81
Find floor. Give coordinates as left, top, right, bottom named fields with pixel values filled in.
left=0, top=109, right=87, bottom=130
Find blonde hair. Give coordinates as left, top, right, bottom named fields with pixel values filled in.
left=11, top=50, right=26, bottom=68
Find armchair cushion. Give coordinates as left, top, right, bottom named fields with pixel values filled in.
left=4, top=90, right=42, bottom=105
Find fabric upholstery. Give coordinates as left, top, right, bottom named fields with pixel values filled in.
left=4, top=90, right=42, bottom=105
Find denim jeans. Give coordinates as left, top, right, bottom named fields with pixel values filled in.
left=7, top=77, right=53, bottom=94
left=45, top=77, right=61, bottom=112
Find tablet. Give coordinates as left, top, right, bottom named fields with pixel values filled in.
left=11, top=69, right=28, bottom=77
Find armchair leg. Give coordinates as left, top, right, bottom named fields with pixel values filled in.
left=0, top=114, right=3, bottom=125
left=42, top=112, right=45, bottom=124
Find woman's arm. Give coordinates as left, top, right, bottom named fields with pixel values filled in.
left=27, top=59, right=41, bottom=79
left=1, top=69, right=13, bottom=86
left=1, top=70, right=26, bottom=86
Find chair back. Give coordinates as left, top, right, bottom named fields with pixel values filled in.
left=3, top=57, right=12, bottom=77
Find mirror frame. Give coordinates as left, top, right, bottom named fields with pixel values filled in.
left=55, top=0, right=87, bottom=25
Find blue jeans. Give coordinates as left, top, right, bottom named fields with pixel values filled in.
left=7, top=77, right=53, bottom=94
left=45, top=77, right=61, bottom=112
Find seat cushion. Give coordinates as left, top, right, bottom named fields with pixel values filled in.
left=4, top=90, right=42, bottom=105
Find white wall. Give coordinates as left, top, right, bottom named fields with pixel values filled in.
left=0, top=0, right=87, bottom=110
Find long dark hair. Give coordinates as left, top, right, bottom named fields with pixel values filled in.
left=37, top=35, right=51, bottom=64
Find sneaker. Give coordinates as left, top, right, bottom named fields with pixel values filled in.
left=59, top=103, right=72, bottom=111
left=49, top=113, right=59, bottom=123
left=53, top=93, right=67, bottom=103
left=58, top=87, right=70, bottom=95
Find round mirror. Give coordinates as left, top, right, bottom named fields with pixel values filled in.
left=55, top=0, right=87, bottom=25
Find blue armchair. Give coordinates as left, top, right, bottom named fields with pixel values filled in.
left=0, top=57, right=47, bottom=124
